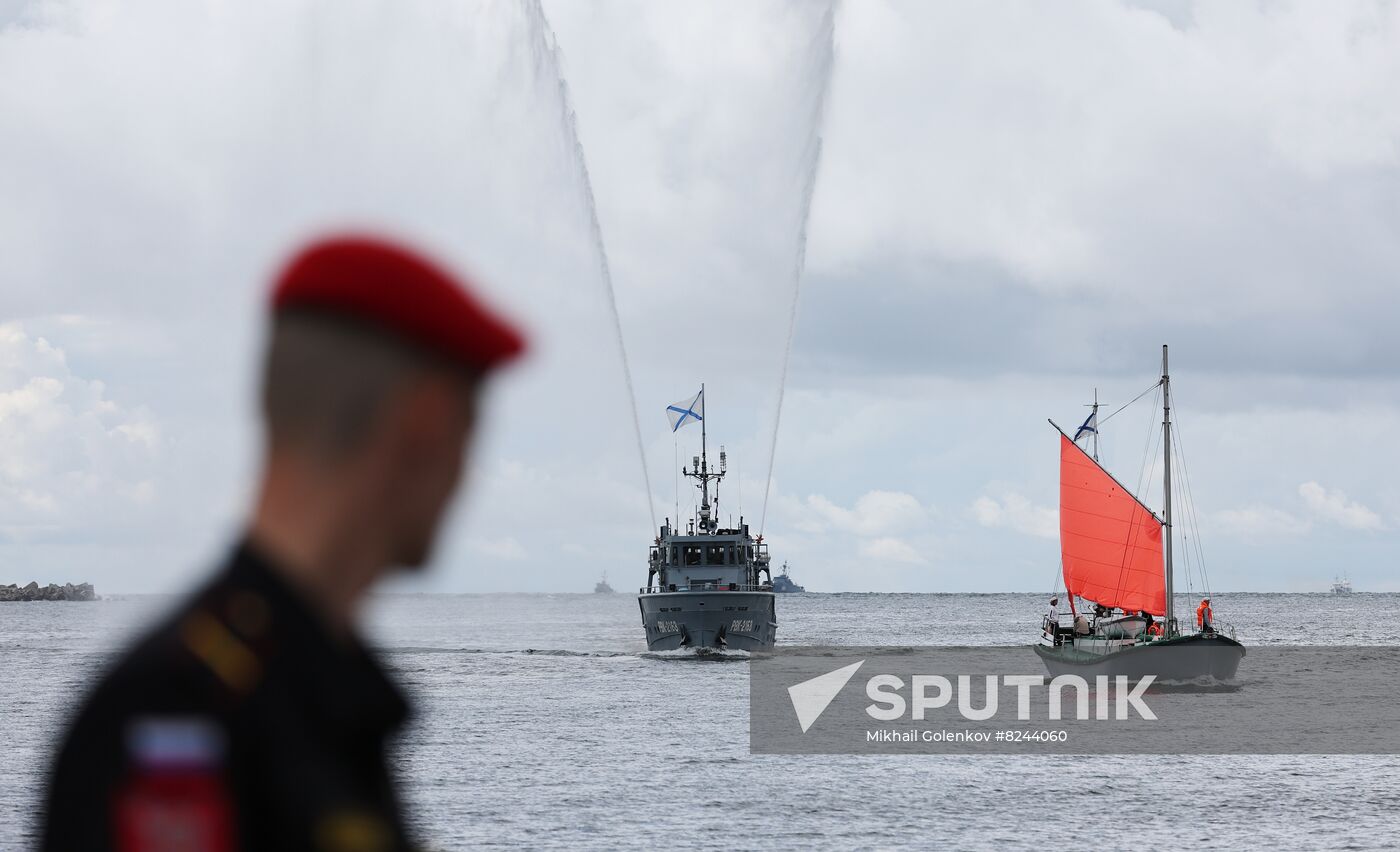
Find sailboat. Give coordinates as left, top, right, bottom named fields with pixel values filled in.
left=1035, top=345, right=1245, bottom=681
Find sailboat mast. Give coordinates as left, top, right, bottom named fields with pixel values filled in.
left=1092, top=387, right=1100, bottom=462
left=1161, top=345, right=1174, bottom=633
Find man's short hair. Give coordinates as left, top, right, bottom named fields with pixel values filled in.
left=260, top=311, right=462, bottom=459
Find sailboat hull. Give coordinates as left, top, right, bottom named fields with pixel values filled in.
left=1034, top=633, right=1245, bottom=682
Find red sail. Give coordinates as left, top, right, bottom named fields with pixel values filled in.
left=1059, top=434, right=1165, bottom=616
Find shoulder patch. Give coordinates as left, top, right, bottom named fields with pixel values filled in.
left=316, top=808, right=393, bottom=852
left=181, top=610, right=263, bottom=694
left=117, top=716, right=234, bottom=851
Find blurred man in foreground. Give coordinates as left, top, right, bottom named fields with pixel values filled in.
left=43, top=235, right=524, bottom=851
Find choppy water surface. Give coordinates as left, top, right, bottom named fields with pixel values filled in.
left=3, top=592, right=1399, bottom=849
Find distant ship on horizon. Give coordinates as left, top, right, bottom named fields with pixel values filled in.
left=1331, top=575, right=1353, bottom=595
left=771, top=561, right=806, bottom=593
left=594, top=572, right=615, bottom=594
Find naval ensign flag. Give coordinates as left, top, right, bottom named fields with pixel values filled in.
left=1073, top=410, right=1098, bottom=447
left=666, top=389, right=704, bottom=432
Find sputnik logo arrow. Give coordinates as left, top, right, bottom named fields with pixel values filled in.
left=787, top=660, right=865, bottom=733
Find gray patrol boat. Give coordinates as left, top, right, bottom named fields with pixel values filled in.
left=638, top=402, right=777, bottom=651
left=771, top=562, right=806, bottom=593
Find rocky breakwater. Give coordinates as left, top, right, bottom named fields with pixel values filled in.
left=0, top=581, right=97, bottom=601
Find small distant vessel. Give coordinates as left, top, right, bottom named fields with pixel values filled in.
left=1331, top=575, right=1353, bottom=595
left=1036, top=346, right=1245, bottom=681
left=639, top=387, right=777, bottom=651
left=594, top=572, right=615, bottom=594
left=771, top=562, right=806, bottom=593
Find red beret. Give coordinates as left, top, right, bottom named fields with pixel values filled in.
left=271, top=234, right=525, bottom=371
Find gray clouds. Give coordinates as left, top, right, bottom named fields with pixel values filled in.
left=1, top=0, right=1397, bottom=594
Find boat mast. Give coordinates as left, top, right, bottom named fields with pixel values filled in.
left=1092, top=388, right=1100, bottom=461
left=1161, top=345, right=1174, bottom=634
left=700, top=382, right=710, bottom=526
left=700, top=382, right=707, bottom=491
left=682, top=383, right=724, bottom=535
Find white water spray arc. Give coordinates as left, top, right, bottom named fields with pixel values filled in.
left=759, top=2, right=836, bottom=537
left=522, top=0, right=657, bottom=532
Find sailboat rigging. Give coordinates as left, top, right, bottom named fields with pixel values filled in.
left=1036, top=346, right=1245, bottom=681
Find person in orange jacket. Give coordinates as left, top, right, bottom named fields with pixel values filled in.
left=1196, top=597, right=1214, bottom=633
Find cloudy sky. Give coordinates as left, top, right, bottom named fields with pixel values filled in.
left=2, top=0, right=1398, bottom=594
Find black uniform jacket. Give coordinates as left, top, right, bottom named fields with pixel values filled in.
left=42, top=542, right=413, bottom=852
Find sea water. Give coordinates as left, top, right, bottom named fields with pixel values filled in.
left=3, top=591, right=1399, bottom=849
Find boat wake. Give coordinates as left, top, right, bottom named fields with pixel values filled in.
left=1142, top=677, right=1244, bottom=694
left=385, top=646, right=761, bottom=662
left=640, top=647, right=753, bottom=663
left=386, top=647, right=633, bottom=659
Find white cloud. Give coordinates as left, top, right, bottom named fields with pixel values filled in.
left=971, top=493, right=1058, bottom=540
left=115, top=421, right=161, bottom=449
left=798, top=489, right=929, bottom=536
left=466, top=536, right=528, bottom=562
left=1212, top=482, right=1384, bottom=538
left=0, top=321, right=161, bottom=539
left=1298, top=481, right=1383, bottom=531
left=1, top=2, right=1398, bottom=594
left=858, top=537, right=925, bottom=565
left=775, top=489, right=935, bottom=571
left=1214, top=506, right=1308, bottom=538
left=814, top=1, right=1400, bottom=300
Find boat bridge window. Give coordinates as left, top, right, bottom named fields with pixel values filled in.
left=704, top=545, right=725, bottom=564
left=683, top=546, right=702, bottom=566
left=669, top=545, right=680, bottom=565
